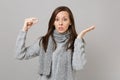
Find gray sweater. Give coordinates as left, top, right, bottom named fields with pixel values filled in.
left=15, top=30, right=87, bottom=80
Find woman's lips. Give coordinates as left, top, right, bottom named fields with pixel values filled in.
left=58, top=27, right=64, bottom=31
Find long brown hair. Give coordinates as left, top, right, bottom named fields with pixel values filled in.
left=41, top=6, right=77, bottom=52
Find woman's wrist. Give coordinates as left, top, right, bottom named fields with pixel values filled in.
left=77, top=34, right=83, bottom=39
left=22, top=26, right=28, bottom=32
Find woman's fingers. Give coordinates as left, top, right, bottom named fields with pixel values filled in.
left=78, top=25, right=95, bottom=38
left=22, top=17, right=39, bottom=31
left=26, top=21, right=33, bottom=27
left=84, top=25, right=95, bottom=33
left=25, top=17, right=38, bottom=26
left=31, top=17, right=39, bottom=24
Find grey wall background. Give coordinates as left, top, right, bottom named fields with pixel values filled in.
left=0, top=0, right=120, bottom=80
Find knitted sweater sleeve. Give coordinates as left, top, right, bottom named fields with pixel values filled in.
left=15, top=30, right=41, bottom=60
left=72, top=38, right=87, bottom=70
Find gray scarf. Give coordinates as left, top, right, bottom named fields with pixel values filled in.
left=53, top=30, right=70, bottom=43
left=39, top=30, right=70, bottom=76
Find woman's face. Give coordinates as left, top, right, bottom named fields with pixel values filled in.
left=54, top=11, right=71, bottom=33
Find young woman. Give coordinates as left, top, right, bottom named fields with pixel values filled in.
left=15, top=6, right=95, bottom=80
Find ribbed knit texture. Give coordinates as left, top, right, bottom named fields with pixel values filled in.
left=15, top=30, right=86, bottom=80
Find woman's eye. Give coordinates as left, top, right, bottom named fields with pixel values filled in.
left=63, top=18, right=67, bottom=21
left=55, top=18, right=59, bottom=21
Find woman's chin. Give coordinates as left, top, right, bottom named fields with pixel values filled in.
left=57, top=30, right=66, bottom=34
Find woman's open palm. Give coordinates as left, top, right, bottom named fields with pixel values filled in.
left=78, top=25, right=95, bottom=38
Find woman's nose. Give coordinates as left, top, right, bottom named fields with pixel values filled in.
left=59, top=21, right=63, bottom=25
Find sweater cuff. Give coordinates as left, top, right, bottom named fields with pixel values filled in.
left=18, top=30, right=27, bottom=38
left=75, top=37, right=85, bottom=45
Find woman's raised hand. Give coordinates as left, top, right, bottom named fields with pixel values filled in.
left=22, top=17, right=39, bottom=31
left=78, top=25, right=95, bottom=39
